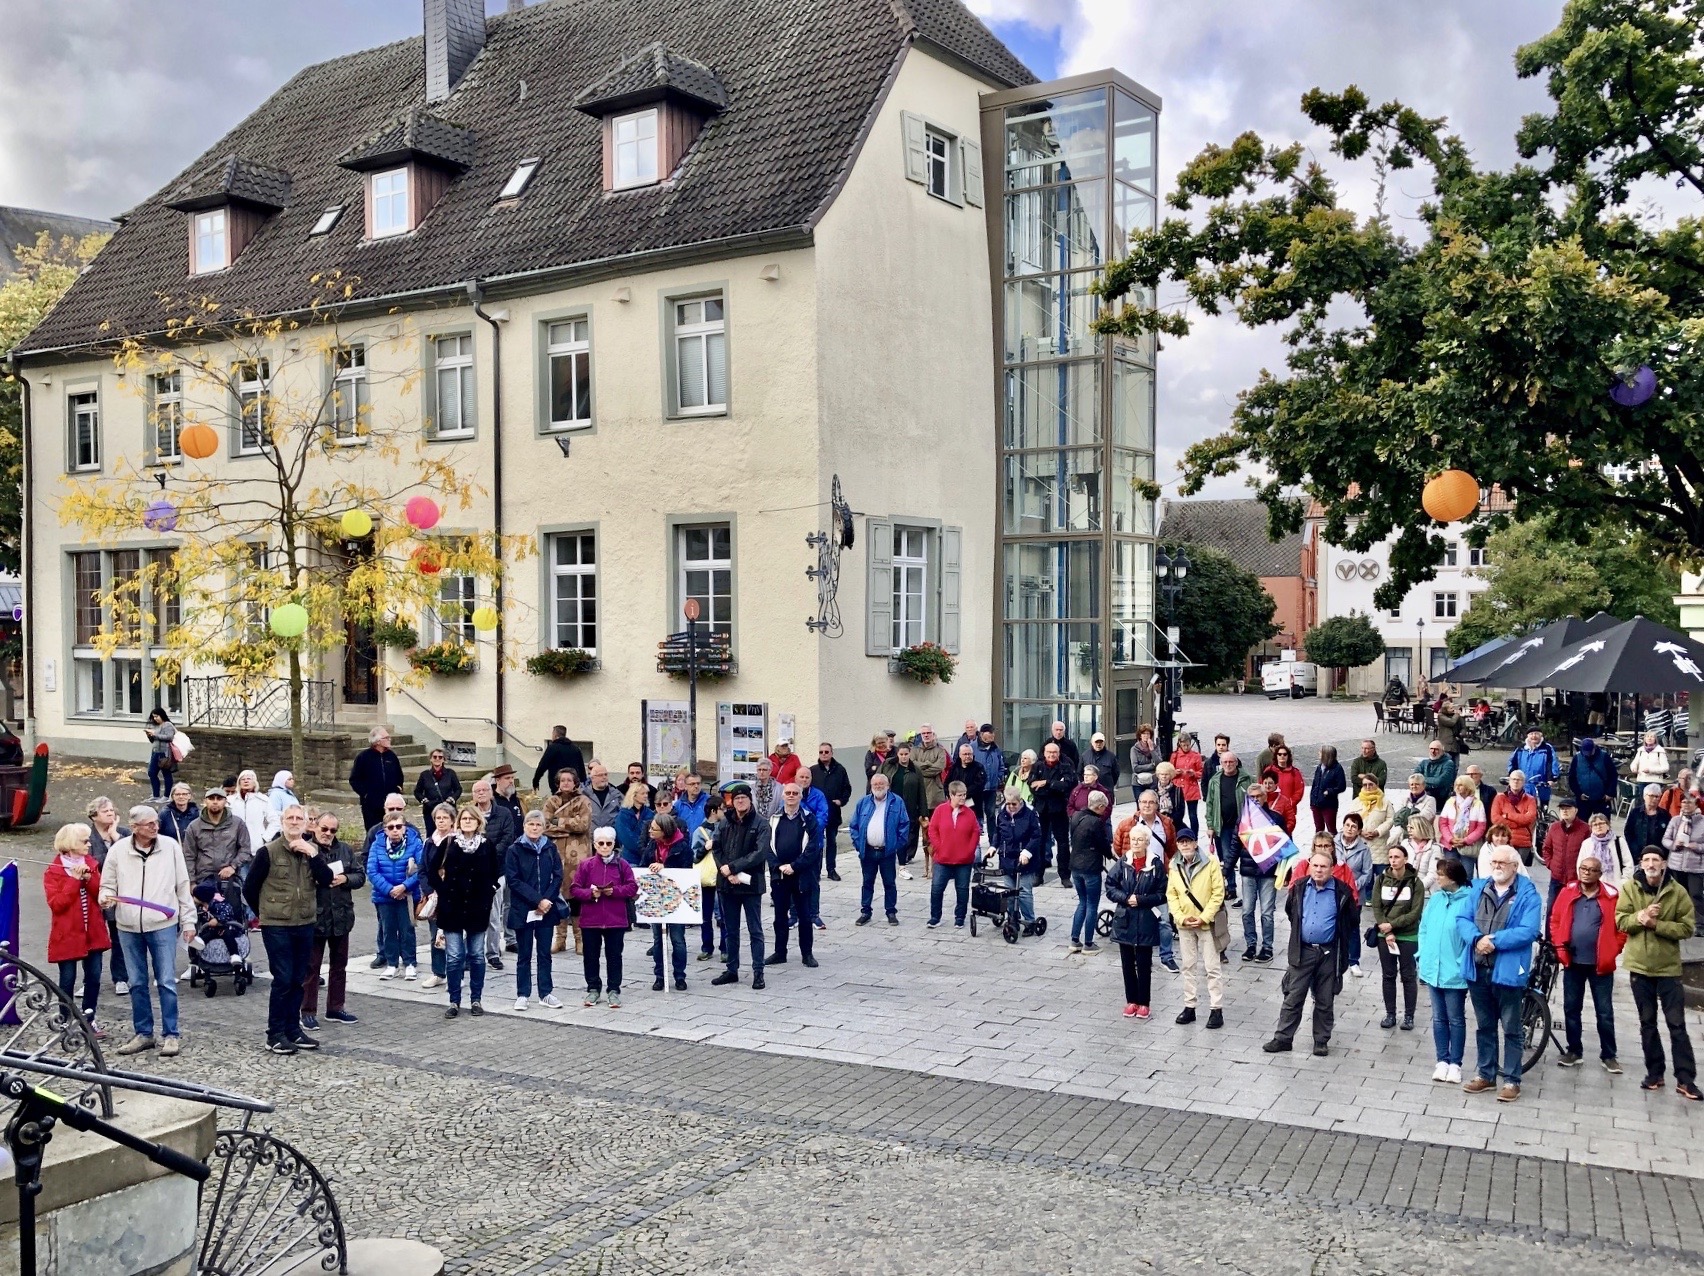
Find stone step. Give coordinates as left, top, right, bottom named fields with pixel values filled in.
left=258, top=1238, right=444, bottom=1276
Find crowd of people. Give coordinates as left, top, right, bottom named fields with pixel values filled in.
left=39, top=713, right=1701, bottom=1103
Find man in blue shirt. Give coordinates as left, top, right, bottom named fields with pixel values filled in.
left=1264, top=842, right=1359, bottom=1057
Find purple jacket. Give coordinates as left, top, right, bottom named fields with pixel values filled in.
left=569, top=852, right=637, bottom=929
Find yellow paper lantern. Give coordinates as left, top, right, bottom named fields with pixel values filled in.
left=340, top=509, right=373, bottom=538
left=1421, top=469, right=1480, bottom=523
left=269, top=602, right=310, bottom=639
left=471, top=606, right=499, bottom=633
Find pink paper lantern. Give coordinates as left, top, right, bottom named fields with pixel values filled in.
left=405, top=496, right=441, bottom=530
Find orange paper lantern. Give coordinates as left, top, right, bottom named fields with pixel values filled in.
left=179, top=422, right=219, bottom=460
left=411, top=545, right=443, bottom=575
left=1421, top=469, right=1479, bottom=523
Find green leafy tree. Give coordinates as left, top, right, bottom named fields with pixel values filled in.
left=1303, top=614, right=1386, bottom=686
left=1170, top=545, right=1281, bottom=686
left=1095, top=0, right=1704, bottom=609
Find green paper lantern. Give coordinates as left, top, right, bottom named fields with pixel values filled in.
left=270, top=602, right=310, bottom=639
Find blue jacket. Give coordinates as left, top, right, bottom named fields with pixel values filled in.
left=504, top=834, right=565, bottom=930
left=992, top=804, right=1044, bottom=878
left=771, top=785, right=830, bottom=829
left=848, top=793, right=909, bottom=861
left=1456, top=873, right=1542, bottom=988
left=770, top=808, right=823, bottom=882
left=616, top=805, right=655, bottom=866
left=1334, top=834, right=1374, bottom=902
left=1309, top=762, right=1347, bottom=809
left=1416, top=882, right=1476, bottom=989
left=971, top=739, right=1007, bottom=793
left=366, top=824, right=424, bottom=903
left=1508, top=741, right=1560, bottom=789
left=671, top=791, right=710, bottom=848
left=1567, top=746, right=1618, bottom=804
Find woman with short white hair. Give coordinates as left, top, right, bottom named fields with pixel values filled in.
left=235, top=769, right=279, bottom=851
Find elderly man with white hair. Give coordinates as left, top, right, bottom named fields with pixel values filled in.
left=349, top=725, right=405, bottom=833
left=244, top=803, right=333, bottom=1055
left=98, top=804, right=196, bottom=1058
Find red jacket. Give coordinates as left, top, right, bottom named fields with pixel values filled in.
left=44, top=859, right=111, bottom=963
left=926, top=802, right=982, bottom=866
left=1271, top=765, right=1305, bottom=811
left=1541, top=817, right=1590, bottom=889
left=1170, top=748, right=1204, bottom=801
left=1549, top=882, right=1626, bottom=975
left=769, top=752, right=802, bottom=785
left=1490, top=792, right=1538, bottom=850
left=1261, top=791, right=1297, bottom=834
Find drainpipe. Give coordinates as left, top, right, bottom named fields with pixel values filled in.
left=467, top=282, right=506, bottom=768
left=13, top=360, right=34, bottom=743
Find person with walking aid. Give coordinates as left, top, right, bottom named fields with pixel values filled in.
left=428, top=806, right=502, bottom=1019
left=44, top=822, right=111, bottom=1038
left=850, top=772, right=909, bottom=926
left=1417, top=857, right=1475, bottom=1083
left=243, top=804, right=333, bottom=1056
left=1067, top=790, right=1112, bottom=953
left=301, top=810, right=362, bottom=1030
left=507, top=811, right=567, bottom=1010
left=1263, top=847, right=1358, bottom=1057
left=1167, top=829, right=1226, bottom=1030
left=927, top=781, right=982, bottom=930
left=1616, top=844, right=1701, bottom=1099
left=1460, top=846, right=1542, bottom=1101
left=989, top=788, right=1045, bottom=935
left=100, top=806, right=196, bottom=1058
left=571, top=826, right=636, bottom=1007
left=1371, top=842, right=1425, bottom=1031
left=1106, top=825, right=1167, bottom=1020
left=767, top=785, right=821, bottom=970
left=1549, top=851, right=1624, bottom=1071
left=711, top=783, right=772, bottom=987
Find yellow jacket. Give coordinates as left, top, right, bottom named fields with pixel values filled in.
left=1167, top=849, right=1224, bottom=925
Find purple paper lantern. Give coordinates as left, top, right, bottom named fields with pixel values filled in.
left=143, top=498, right=178, bottom=532
left=1609, top=365, right=1657, bottom=408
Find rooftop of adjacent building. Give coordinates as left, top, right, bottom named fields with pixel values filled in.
left=0, top=206, right=115, bottom=277
left=1157, top=497, right=1307, bottom=579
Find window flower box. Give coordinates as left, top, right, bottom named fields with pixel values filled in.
left=525, top=648, right=599, bottom=677
left=890, top=642, right=956, bottom=685
left=408, top=641, right=475, bottom=676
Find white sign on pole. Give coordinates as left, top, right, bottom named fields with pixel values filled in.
left=716, top=701, right=768, bottom=782
left=643, top=700, right=692, bottom=782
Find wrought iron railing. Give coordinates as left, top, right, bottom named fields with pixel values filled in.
left=0, top=943, right=113, bottom=1118
left=197, top=1128, right=347, bottom=1275
left=184, top=677, right=337, bottom=732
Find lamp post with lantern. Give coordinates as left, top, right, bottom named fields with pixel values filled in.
left=1155, top=545, right=1192, bottom=759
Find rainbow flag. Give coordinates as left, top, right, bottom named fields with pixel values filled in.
left=1238, top=794, right=1299, bottom=877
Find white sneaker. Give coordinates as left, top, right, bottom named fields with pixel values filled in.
left=514, top=996, right=528, bottom=1012
left=540, top=994, right=564, bottom=1009
left=378, top=965, right=399, bottom=981
left=1432, top=1061, right=1449, bottom=1083
left=420, top=975, right=442, bottom=990
left=1446, top=1064, right=1462, bottom=1084
left=114, top=981, right=130, bottom=995
left=1348, top=965, right=1365, bottom=978
left=899, top=869, right=914, bottom=880
left=403, top=964, right=418, bottom=981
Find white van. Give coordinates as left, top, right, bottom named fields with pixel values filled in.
left=1262, top=660, right=1320, bottom=699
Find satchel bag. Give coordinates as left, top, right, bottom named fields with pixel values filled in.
left=1178, top=876, right=1230, bottom=950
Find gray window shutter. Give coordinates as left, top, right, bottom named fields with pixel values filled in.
left=961, top=140, right=984, bottom=208
left=866, top=517, right=894, bottom=656
left=940, top=526, right=962, bottom=655
left=421, top=335, right=439, bottom=438
left=901, top=112, right=928, bottom=185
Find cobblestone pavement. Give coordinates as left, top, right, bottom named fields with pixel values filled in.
left=121, top=991, right=1704, bottom=1273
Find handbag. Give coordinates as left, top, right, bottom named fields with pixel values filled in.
left=170, top=730, right=194, bottom=763
left=414, top=891, right=438, bottom=922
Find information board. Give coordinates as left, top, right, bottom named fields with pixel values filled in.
left=716, top=701, right=768, bottom=782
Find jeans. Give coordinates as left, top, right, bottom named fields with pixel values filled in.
left=651, top=923, right=687, bottom=981
left=1429, top=985, right=1467, bottom=1065
left=1544, top=878, right=1564, bottom=939
left=929, top=862, right=973, bottom=925
left=444, top=929, right=486, bottom=1004
left=147, top=755, right=175, bottom=799
left=700, top=882, right=723, bottom=956
left=1241, top=872, right=1277, bottom=950
left=117, top=927, right=179, bottom=1039
left=582, top=927, right=625, bottom=993
left=427, top=919, right=447, bottom=978
left=1378, top=937, right=1418, bottom=1017
left=1631, top=972, right=1696, bottom=1085
left=374, top=898, right=417, bottom=966
left=771, top=875, right=816, bottom=960
left=1562, top=966, right=1617, bottom=1061
left=1469, top=980, right=1526, bottom=1085
left=260, top=924, right=313, bottom=1042
left=1071, top=871, right=1103, bottom=944
left=859, top=854, right=898, bottom=917
left=513, top=919, right=554, bottom=998
left=303, top=933, right=348, bottom=1016
left=1118, top=943, right=1152, bottom=1006
left=57, top=953, right=103, bottom=1014
left=1184, top=799, right=1199, bottom=834
left=992, top=873, right=1038, bottom=924
left=723, top=893, right=766, bottom=975
left=1213, top=828, right=1240, bottom=896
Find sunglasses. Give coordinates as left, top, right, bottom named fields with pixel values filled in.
left=385, top=823, right=405, bottom=830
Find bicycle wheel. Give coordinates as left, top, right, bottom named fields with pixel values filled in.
left=1520, top=989, right=1552, bottom=1073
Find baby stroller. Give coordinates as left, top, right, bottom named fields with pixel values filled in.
left=968, top=856, right=1047, bottom=944
left=187, top=879, right=254, bottom=997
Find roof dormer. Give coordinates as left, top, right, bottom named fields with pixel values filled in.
left=572, top=43, right=727, bottom=192
left=164, top=155, right=292, bottom=275
left=338, top=109, right=475, bottom=240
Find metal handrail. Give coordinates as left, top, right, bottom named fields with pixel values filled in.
left=388, top=685, right=541, bottom=759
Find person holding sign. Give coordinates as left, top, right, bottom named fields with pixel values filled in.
left=645, top=813, right=693, bottom=991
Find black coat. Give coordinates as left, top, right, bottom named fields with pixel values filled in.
left=313, top=837, right=367, bottom=939
left=1067, top=809, right=1112, bottom=875
left=942, top=758, right=988, bottom=804
left=415, top=767, right=463, bottom=815
left=713, top=808, right=772, bottom=896
left=1284, top=875, right=1359, bottom=986
left=1105, top=858, right=1167, bottom=946
left=429, top=835, right=503, bottom=933
left=504, top=837, right=565, bottom=930
left=811, top=759, right=853, bottom=833
left=349, top=747, right=405, bottom=825
left=1042, top=734, right=1080, bottom=770
left=534, top=738, right=588, bottom=793
left=1029, top=760, right=1078, bottom=816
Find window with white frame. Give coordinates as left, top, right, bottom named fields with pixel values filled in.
left=331, top=344, right=368, bottom=441
left=677, top=523, right=731, bottom=637
left=151, top=372, right=183, bottom=461
left=68, top=391, right=100, bottom=472
left=1387, top=605, right=1402, bottom=621
left=1433, top=591, right=1458, bottom=620
left=428, top=572, right=477, bottom=645
left=546, top=319, right=591, bottom=429
left=925, top=128, right=953, bottom=200
left=1468, top=546, right=1489, bottom=568
left=900, top=112, right=981, bottom=210
left=235, top=360, right=270, bottom=453
left=499, top=158, right=540, bottom=200
left=611, top=109, right=659, bottom=189
left=193, top=209, right=228, bottom=273
left=309, top=205, right=344, bottom=236
left=433, top=334, right=476, bottom=438
left=68, top=548, right=178, bottom=719
left=548, top=531, right=597, bottom=653
left=1442, top=543, right=1458, bottom=567
left=370, top=168, right=410, bottom=238
left=672, top=295, right=726, bottom=415
left=892, top=526, right=930, bottom=651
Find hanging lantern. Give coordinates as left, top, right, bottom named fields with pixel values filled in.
left=1609, top=365, right=1657, bottom=408
left=269, top=602, right=310, bottom=639
left=471, top=605, right=499, bottom=632
left=1421, top=469, right=1480, bottom=523
left=179, top=423, right=219, bottom=460
left=411, top=545, right=443, bottom=575
left=404, top=496, right=441, bottom=530
left=142, top=498, right=178, bottom=532
left=340, top=509, right=373, bottom=538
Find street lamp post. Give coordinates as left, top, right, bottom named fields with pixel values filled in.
left=1415, top=616, right=1425, bottom=698
left=1155, top=545, right=1191, bottom=759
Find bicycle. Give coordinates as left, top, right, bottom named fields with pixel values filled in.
left=1521, top=942, right=1562, bottom=1074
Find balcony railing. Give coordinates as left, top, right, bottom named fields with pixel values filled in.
left=184, top=676, right=336, bottom=732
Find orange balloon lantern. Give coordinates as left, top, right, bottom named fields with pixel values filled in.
left=1421, top=469, right=1480, bottom=523
left=179, top=422, right=219, bottom=460
left=411, top=545, right=443, bottom=575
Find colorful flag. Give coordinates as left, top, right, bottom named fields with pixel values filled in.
left=1238, top=795, right=1299, bottom=875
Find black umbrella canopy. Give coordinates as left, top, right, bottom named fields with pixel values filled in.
left=1453, top=614, right=1620, bottom=687
left=1529, top=616, right=1704, bottom=694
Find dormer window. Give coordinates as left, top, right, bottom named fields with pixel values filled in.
left=337, top=109, right=474, bottom=243
left=165, top=154, right=292, bottom=277
left=572, top=43, right=728, bottom=195
left=193, top=210, right=229, bottom=274
left=370, top=169, right=411, bottom=238
left=611, top=112, right=659, bottom=189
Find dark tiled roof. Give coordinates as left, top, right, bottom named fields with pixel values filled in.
left=339, top=109, right=477, bottom=174
left=1158, top=498, right=1304, bottom=578
left=0, top=206, right=114, bottom=278
left=572, top=42, right=729, bottom=116
left=164, top=155, right=295, bottom=212
left=15, top=0, right=1031, bottom=357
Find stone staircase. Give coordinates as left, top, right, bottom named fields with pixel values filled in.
left=385, top=731, right=434, bottom=776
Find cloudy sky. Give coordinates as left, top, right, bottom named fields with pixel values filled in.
left=0, top=0, right=1570, bottom=496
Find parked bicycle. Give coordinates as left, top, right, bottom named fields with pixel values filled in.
left=1521, top=940, right=1563, bottom=1074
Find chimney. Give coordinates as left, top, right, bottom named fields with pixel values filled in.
left=424, top=0, right=486, bottom=103
left=507, top=0, right=526, bottom=10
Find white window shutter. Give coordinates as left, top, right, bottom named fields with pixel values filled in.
left=866, top=518, right=894, bottom=656
left=901, top=112, right=928, bottom=185
left=940, top=526, right=962, bottom=655
left=961, top=140, right=984, bottom=207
